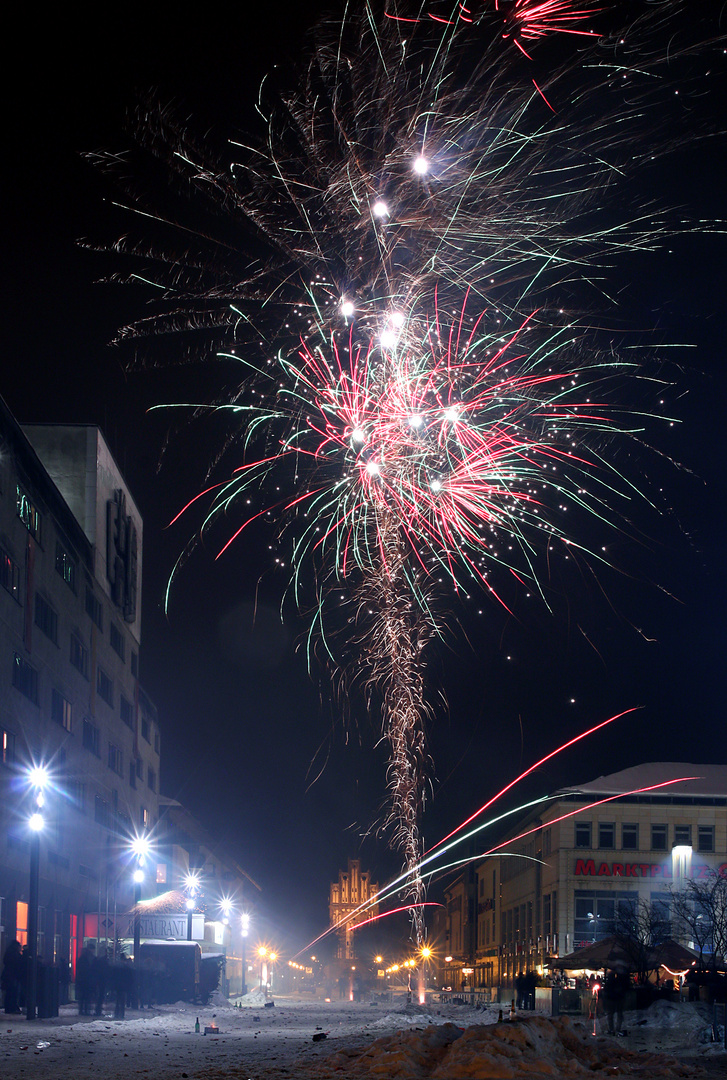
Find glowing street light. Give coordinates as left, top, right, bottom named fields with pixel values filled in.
left=25, top=763, right=49, bottom=1020
left=129, top=831, right=151, bottom=1009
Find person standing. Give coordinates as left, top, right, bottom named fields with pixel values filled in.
left=94, top=946, right=109, bottom=1016
left=602, top=966, right=630, bottom=1036
left=76, top=940, right=96, bottom=1016
left=1, top=940, right=23, bottom=1013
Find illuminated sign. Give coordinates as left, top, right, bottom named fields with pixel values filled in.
left=574, top=860, right=727, bottom=879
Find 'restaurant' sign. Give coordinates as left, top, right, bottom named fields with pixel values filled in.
left=574, top=860, right=727, bottom=879
left=119, top=913, right=205, bottom=940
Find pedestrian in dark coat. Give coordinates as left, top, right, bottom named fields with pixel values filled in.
left=94, top=946, right=109, bottom=1016
left=76, top=941, right=96, bottom=1015
left=113, top=956, right=134, bottom=1019
left=602, top=967, right=630, bottom=1035
left=1, top=940, right=23, bottom=1013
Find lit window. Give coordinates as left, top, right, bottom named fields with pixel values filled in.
left=1, top=727, right=15, bottom=765
left=51, top=689, right=72, bottom=732
left=17, top=485, right=41, bottom=542
left=156, top=864, right=167, bottom=884
left=55, top=541, right=77, bottom=592
left=0, top=546, right=21, bottom=601
left=16, top=900, right=29, bottom=948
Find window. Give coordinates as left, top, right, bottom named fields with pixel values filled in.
left=575, top=822, right=592, bottom=848
left=674, top=824, right=692, bottom=847
left=120, top=695, right=134, bottom=729
left=651, top=823, right=668, bottom=851
left=35, top=593, right=58, bottom=644
left=13, top=653, right=39, bottom=703
left=82, top=719, right=100, bottom=757
left=147, top=767, right=156, bottom=792
left=94, top=795, right=110, bottom=828
left=129, top=761, right=137, bottom=789
left=108, top=744, right=123, bottom=777
left=1, top=727, right=15, bottom=765
left=67, top=780, right=85, bottom=812
left=0, top=546, right=20, bottom=601
left=70, top=634, right=89, bottom=679
left=543, top=828, right=552, bottom=857
left=141, top=806, right=149, bottom=828
left=154, top=731, right=160, bottom=755
left=698, top=825, right=715, bottom=853
left=141, top=717, right=150, bottom=743
left=55, top=541, right=77, bottom=592
left=96, top=666, right=113, bottom=707
left=598, top=822, right=615, bottom=849
left=16, top=900, right=29, bottom=948
left=136, top=758, right=143, bottom=780
left=109, top=622, right=125, bottom=661
left=51, top=689, right=72, bottom=732
left=622, top=823, right=639, bottom=850
left=131, top=651, right=138, bottom=678
left=156, top=863, right=167, bottom=885
left=85, top=588, right=103, bottom=630
left=17, top=485, right=41, bottom=541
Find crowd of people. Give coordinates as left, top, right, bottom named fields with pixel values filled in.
left=1, top=938, right=137, bottom=1019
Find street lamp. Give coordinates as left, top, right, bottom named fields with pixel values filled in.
left=184, top=871, right=201, bottom=941
left=241, top=913, right=250, bottom=996
left=25, top=765, right=48, bottom=1021
left=130, top=833, right=150, bottom=1009
left=258, top=946, right=268, bottom=996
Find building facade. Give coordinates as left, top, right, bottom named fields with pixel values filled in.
left=442, top=763, right=727, bottom=990
left=0, top=401, right=161, bottom=978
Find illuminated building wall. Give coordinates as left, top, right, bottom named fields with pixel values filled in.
left=442, top=763, right=727, bottom=990
left=0, top=398, right=160, bottom=976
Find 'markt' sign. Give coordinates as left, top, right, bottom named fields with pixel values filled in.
left=574, top=860, right=727, bottom=879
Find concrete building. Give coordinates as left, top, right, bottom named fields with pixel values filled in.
left=0, top=399, right=161, bottom=980
left=442, top=763, right=727, bottom=991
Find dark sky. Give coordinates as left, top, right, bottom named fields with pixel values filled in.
left=3, top=3, right=726, bottom=953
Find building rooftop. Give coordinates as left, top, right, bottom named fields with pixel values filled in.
left=559, top=762, right=727, bottom=800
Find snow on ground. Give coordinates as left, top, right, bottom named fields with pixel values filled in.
left=0, top=995, right=724, bottom=1079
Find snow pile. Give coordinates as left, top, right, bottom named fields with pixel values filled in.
left=369, top=1011, right=439, bottom=1029
left=237, top=986, right=270, bottom=1005
left=327, top=1014, right=712, bottom=1078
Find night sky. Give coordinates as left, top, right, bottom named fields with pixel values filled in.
left=3, top=3, right=726, bottom=953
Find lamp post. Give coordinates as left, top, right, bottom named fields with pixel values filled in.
left=26, top=765, right=48, bottom=1021
left=241, top=913, right=250, bottom=996
left=258, top=946, right=268, bottom=997
left=130, top=833, right=150, bottom=1010
left=184, top=871, right=200, bottom=941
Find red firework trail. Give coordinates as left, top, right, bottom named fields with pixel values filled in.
left=426, top=707, right=639, bottom=853
left=348, top=902, right=445, bottom=932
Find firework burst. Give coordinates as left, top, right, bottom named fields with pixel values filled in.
left=90, top=1, right=723, bottom=948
